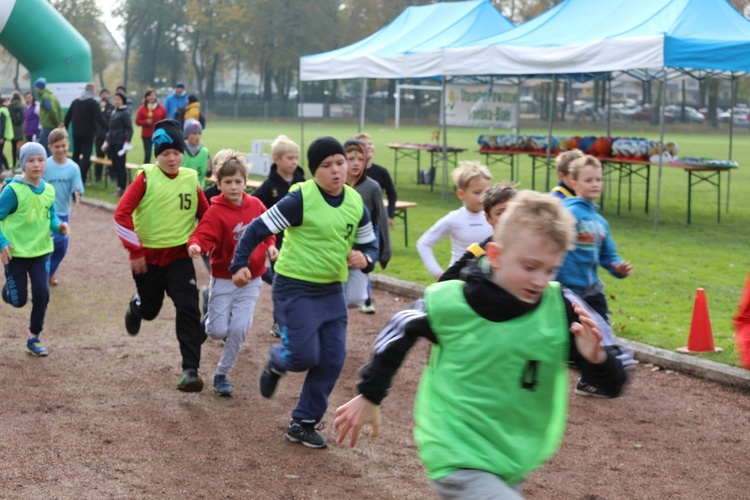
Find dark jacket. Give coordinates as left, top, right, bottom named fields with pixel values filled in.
left=365, top=162, right=397, bottom=219
left=8, top=98, right=24, bottom=140
left=65, top=93, right=108, bottom=138
left=251, top=163, right=306, bottom=249
left=106, top=106, right=133, bottom=146
left=96, top=99, right=114, bottom=139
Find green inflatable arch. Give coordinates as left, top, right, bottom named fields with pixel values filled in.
left=0, top=0, right=92, bottom=106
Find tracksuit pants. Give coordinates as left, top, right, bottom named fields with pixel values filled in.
left=131, top=257, right=206, bottom=371
left=2, top=254, right=50, bottom=335
left=269, top=289, right=348, bottom=423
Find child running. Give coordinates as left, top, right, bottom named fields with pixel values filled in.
left=334, top=190, right=627, bottom=498
left=230, top=136, right=378, bottom=449
left=114, top=119, right=209, bottom=392
left=182, top=118, right=212, bottom=188
left=551, top=149, right=584, bottom=200
left=343, top=139, right=390, bottom=311
left=1, top=142, right=69, bottom=356
left=43, top=127, right=84, bottom=286
left=417, top=161, right=493, bottom=280
left=251, top=134, right=305, bottom=337
left=187, top=150, right=277, bottom=397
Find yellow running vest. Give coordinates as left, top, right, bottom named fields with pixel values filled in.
left=133, top=165, right=199, bottom=248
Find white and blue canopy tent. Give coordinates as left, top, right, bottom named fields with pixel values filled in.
left=425, top=0, right=750, bottom=226
left=298, top=0, right=516, bottom=198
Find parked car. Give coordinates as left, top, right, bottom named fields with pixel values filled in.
left=664, top=105, right=705, bottom=123
left=717, top=107, right=749, bottom=126
left=633, top=104, right=675, bottom=123
left=698, top=107, right=724, bottom=119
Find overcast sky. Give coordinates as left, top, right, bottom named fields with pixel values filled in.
left=96, top=0, right=123, bottom=45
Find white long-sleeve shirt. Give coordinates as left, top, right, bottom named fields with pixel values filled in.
left=416, top=206, right=493, bottom=278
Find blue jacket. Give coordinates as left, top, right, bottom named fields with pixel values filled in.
left=165, top=92, right=188, bottom=119
left=557, top=197, right=625, bottom=295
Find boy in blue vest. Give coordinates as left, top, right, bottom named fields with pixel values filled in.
left=43, top=127, right=84, bottom=286
left=1, top=142, right=69, bottom=356
left=114, top=119, right=209, bottom=392
left=334, top=190, right=626, bottom=498
left=231, top=136, right=378, bottom=449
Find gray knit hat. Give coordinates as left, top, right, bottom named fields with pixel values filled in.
left=18, top=142, right=47, bottom=171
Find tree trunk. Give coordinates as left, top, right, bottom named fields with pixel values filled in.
left=708, top=79, right=719, bottom=128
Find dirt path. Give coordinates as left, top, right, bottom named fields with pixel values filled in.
left=1, top=203, right=748, bottom=499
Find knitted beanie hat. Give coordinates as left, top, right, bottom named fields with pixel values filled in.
left=183, top=118, right=202, bottom=138
left=307, top=136, right=345, bottom=176
left=18, top=142, right=47, bottom=171
left=152, top=119, right=185, bottom=157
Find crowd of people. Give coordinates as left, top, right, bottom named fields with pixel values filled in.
left=0, top=76, right=639, bottom=499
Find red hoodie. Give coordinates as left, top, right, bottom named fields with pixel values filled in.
left=188, top=192, right=275, bottom=279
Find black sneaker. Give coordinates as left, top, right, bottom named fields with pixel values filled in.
left=258, top=360, right=283, bottom=398
left=285, top=419, right=327, bottom=449
left=213, top=374, right=233, bottom=397
left=125, top=294, right=142, bottom=336
left=574, top=377, right=612, bottom=398
left=177, top=368, right=204, bottom=392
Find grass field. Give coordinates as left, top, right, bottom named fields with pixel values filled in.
left=80, top=118, right=750, bottom=366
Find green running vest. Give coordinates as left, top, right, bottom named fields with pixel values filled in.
left=2, top=181, right=55, bottom=257
left=181, top=147, right=210, bottom=187
left=416, top=280, right=569, bottom=484
left=274, top=180, right=363, bottom=283
left=133, top=165, right=199, bottom=248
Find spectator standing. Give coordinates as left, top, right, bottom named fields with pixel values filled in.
left=23, top=92, right=40, bottom=143
left=8, top=92, right=25, bottom=169
left=94, top=88, right=114, bottom=183
left=164, top=82, right=188, bottom=120
left=102, top=92, right=133, bottom=197
left=0, top=96, right=12, bottom=171
left=115, top=85, right=134, bottom=111
left=34, top=78, right=64, bottom=154
left=135, top=88, right=167, bottom=164
left=64, top=83, right=108, bottom=185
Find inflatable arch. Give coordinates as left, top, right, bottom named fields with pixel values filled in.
left=0, top=0, right=92, bottom=106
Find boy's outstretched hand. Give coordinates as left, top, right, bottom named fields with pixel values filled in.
left=612, top=260, right=633, bottom=277
left=232, top=267, right=252, bottom=287
left=0, top=244, right=13, bottom=265
left=570, top=302, right=606, bottom=364
left=334, top=395, right=381, bottom=448
left=187, top=244, right=202, bottom=259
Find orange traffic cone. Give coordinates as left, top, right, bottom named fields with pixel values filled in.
left=677, top=288, right=722, bottom=354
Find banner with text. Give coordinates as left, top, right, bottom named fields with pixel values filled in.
left=445, top=83, right=518, bottom=128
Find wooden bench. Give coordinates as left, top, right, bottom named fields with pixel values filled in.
left=383, top=200, right=418, bottom=247
left=90, top=156, right=141, bottom=187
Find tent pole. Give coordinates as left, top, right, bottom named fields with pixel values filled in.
left=395, top=85, right=401, bottom=130
left=299, top=78, right=305, bottom=167
left=606, top=76, right=612, bottom=137
left=515, top=81, right=521, bottom=136
left=441, top=76, right=448, bottom=203
left=654, top=69, right=667, bottom=231
left=359, top=78, right=367, bottom=133
left=727, top=74, right=736, bottom=212
left=545, top=75, right=556, bottom=191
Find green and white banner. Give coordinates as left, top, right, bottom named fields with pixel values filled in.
left=445, top=83, right=518, bottom=129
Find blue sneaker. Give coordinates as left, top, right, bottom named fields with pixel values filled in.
left=26, top=337, right=49, bottom=357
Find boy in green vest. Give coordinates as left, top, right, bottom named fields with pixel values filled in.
left=114, top=119, right=210, bottom=392
left=1, top=142, right=69, bottom=356
left=230, top=136, right=379, bottom=449
left=182, top=118, right=212, bottom=188
left=334, top=190, right=626, bottom=498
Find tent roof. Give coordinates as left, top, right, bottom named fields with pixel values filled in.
left=434, top=0, right=750, bottom=76
left=299, top=0, right=514, bottom=81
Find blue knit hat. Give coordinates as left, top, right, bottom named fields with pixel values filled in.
left=34, top=77, right=47, bottom=90
left=18, top=142, right=47, bottom=171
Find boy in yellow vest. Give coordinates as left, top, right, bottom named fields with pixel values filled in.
left=114, top=119, right=209, bottom=392
left=334, top=190, right=626, bottom=498
left=1, top=142, right=69, bottom=356
left=231, top=136, right=379, bottom=449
